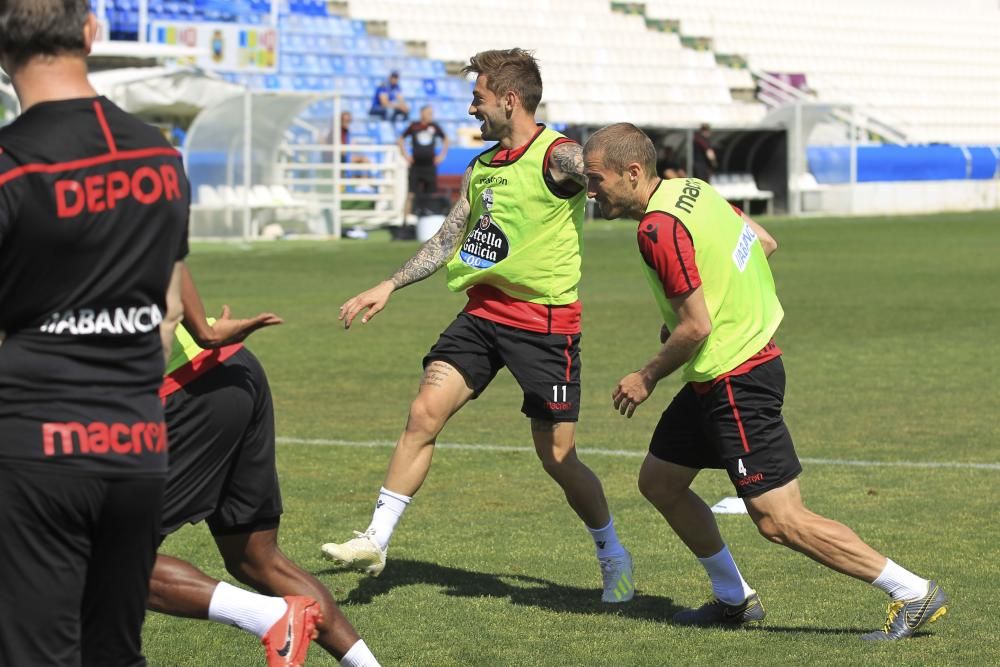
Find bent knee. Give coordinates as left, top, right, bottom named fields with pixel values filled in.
left=638, top=475, right=687, bottom=508
left=538, top=449, right=578, bottom=476
left=222, top=549, right=280, bottom=587
left=224, top=558, right=263, bottom=587
left=637, top=463, right=690, bottom=507
left=405, top=396, right=450, bottom=438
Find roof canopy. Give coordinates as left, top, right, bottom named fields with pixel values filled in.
left=89, top=66, right=244, bottom=120
left=185, top=91, right=327, bottom=198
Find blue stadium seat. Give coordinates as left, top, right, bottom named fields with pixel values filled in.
left=332, top=76, right=362, bottom=97
left=347, top=98, right=368, bottom=117
left=327, top=55, right=346, bottom=74
left=95, top=0, right=505, bottom=145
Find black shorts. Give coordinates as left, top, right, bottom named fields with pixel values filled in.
left=0, top=464, right=164, bottom=667
left=648, top=357, right=801, bottom=497
left=424, top=312, right=581, bottom=422
left=409, top=163, right=437, bottom=194
left=160, top=348, right=282, bottom=538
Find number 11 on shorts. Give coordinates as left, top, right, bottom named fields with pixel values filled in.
left=552, top=385, right=567, bottom=402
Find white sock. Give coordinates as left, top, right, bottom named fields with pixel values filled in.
left=588, top=517, right=626, bottom=559
left=207, top=581, right=287, bottom=639
left=341, top=639, right=381, bottom=667
left=698, top=545, right=755, bottom=605
left=872, top=559, right=930, bottom=601
left=365, top=487, right=411, bottom=551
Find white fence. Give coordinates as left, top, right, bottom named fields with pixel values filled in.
left=186, top=90, right=406, bottom=240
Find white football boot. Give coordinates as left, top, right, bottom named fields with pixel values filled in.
left=600, top=549, right=635, bottom=603
left=321, top=529, right=387, bottom=576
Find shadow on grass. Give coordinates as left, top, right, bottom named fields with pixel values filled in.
left=758, top=625, right=938, bottom=639
left=321, top=558, right=682, bottom=621
left=749, top=625, right=877, bottom=636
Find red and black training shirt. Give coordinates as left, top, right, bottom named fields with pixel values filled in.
left=0, top=96, right=189, bottom=474
left=637, top=205, right=780, bottom=387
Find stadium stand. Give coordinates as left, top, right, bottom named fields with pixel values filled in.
left=100, top=0, right=479, bottom=147
left=343, top=0, right=766, bottom=128
left=82, top=0, right=997, bottom=223
left=642, top=0, right=1000, bottom=144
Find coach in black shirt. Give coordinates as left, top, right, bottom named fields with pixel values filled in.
left=398, top=104, right=448, bottom=220
left=0, top=1, right=188, bottom=665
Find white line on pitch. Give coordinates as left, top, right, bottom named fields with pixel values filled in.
left=276, top=437, right=1000, bottom=471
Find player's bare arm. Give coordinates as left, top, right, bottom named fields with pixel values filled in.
left=339, top=167, right=472, bottom=329
left=160, top=261, right=185, bottom=364
left=388, top=167, right=470, bottom=288
left=741, top=211, right=777, bottom=257
left=613, top=287, right=712, bottom=418
left=548, top=141, right=587, bottom=188
left=179, top=263, right=283, bottom=347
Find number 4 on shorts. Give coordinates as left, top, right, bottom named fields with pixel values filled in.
left=737, top=458, right=747, bottom=477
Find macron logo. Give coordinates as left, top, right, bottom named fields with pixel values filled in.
left=42, top=421, right=167, bottom=457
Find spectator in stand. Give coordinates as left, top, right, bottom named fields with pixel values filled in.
left=398, top=104, right=449, bottom=221
left=692, top=123, right=718, bottom=182
left=656, top=143, right=686, bottom=180
left=369, top=71, right=409, bottom=122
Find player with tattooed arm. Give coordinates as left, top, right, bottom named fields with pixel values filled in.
left=322, top=48, right=634, bottom=603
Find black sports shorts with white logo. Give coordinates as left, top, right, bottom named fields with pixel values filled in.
left=424, top=312, right=581, bottom=422
left=160, top=348, right=283, bottom=538
left=648, top=356, right=802, bottom=498
left=0, top=465, right=163, bottom=667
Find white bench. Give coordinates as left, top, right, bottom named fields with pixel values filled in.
left=713, top=173, right=774, bottom=216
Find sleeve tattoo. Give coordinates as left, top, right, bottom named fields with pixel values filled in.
left=549, top=142, right=586, bottom=188
left=389, top=168, right=472, bottom=289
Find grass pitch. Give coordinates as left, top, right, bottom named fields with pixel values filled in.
left=145, top=211, right=1000, bottom=666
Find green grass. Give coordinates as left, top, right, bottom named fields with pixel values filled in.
left=146, top=211, right=1000, bottom=666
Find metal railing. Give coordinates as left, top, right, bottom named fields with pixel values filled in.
left=753, top=68, right=911, bottom=145
left=275, top=142, right=407, bottom=238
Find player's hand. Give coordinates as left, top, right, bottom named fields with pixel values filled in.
left=203, top=305, right=283, bottom=347
left=660, top=324, right=671, bottom=344
left=434, top=155, right=445, bottom=166
left=613, top=371, right=655, bottom=418
left=339, top=280, right=394, bottom=329
left=405, top=155, right=414, bottom=166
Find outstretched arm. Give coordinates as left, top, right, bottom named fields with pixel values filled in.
left=179, top=263, right=283, bottom=347
left=338, top=166, right=472, bottom=328
left=547, top=141, right=586, bottom=188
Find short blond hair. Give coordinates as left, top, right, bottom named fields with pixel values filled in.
left=584, top=123, right=656, bottom=176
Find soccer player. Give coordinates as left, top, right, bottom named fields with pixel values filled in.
left=0, top=2, right=187, bottom=664
left=323, top=48, right=634, bottom=603
left=149, top=266, right=380, bottom=667
left=582, top=122, right=948, bottom=640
